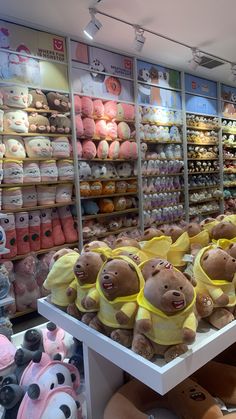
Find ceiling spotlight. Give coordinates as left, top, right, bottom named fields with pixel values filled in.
left=83, top=8, right=102, bottom=40
left=189, top=48, right=202, bottom=70
left=133, top=26, right=146, bottom=52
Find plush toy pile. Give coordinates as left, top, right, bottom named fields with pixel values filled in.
left=0, top=323, right=84, bottom=419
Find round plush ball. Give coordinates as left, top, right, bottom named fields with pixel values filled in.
left=107, top=121, right=118, bottom=139
left=117, top=122, right=131, bottom=140
left=99, top=198, right=114, bottom=213
left=109, top=140, right=120, bottom=159
left=82, top=140, right=97, bottom=160
left=102, top=180, right=116, bottom=195
left=119, top=141, right=138, bottom=159
left=97, top=140, right=109, bottom=159
left=83, top=118, right=95, bottom=138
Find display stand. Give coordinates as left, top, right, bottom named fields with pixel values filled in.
left=38, top=297, right=236, bottom=419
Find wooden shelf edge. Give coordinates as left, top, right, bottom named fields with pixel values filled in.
left=82, top=208, right=139, bottom=220
left=2, top=201, right=75, bottom=213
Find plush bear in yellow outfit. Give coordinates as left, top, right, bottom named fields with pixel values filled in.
left=211, top=221, right=236, bottom=241
left=132, top=263, right=197, bottom=362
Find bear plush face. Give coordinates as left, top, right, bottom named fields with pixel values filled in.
left=83, top=241, right=109, bottom=252
left=201, top=248, right=236, bottom=282
left=141, top=227, right=163, bottom=241
left=144, top=267, right=194, bottom=314
left=185, top=223, right=202, bottom=237
left=73, top=252, right=104, bottom=285
left=113, top=237, right=141, bottom=249
left=211, top=221, right=236, bottom=240
left=117, top=250, right=141, bottom=265
left=141, top=258, right=173, bottom=281
left=164, top=225, right=184, bottom=243
left=99, top=259, right=140, bottom=301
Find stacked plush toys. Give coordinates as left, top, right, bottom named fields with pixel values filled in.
left=0, top=322, right=84, bottom=419
left=43, top=213, right=236, bottom=418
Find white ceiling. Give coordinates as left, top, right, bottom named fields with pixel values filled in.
left=1, top=0, right=236, bottom=84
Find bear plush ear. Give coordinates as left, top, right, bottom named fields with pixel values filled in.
left=202, top=253, right=209, bottom=261
left=183, top=272, right=197, bottom=287
left=127, top=262, right=136, bottom=272
left=152, top=267, right=160, bottom=276
left=229, top=243, right=234, bottom=249
left=100, top=253, right=107, bottom=262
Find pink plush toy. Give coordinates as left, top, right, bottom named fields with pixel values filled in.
left=97, top=140, right=109, bottom=159
left=51, top=137, right=70, bottom=158
left=52, top=208, right=65, bottom=245
left=3, top=110, right=29, bottom=133
left=23, top=161, right=41, bottom=183
left=119, top=141, right=138, bottom=159
left=2, top=187, right=23, bottom=210
left=81, top=96, right=94, bottom=117
left=3, top=136, right=26, bottom=158
left=117, top=121, right=131, bottom=139
left=104, top=101, right=117, bottom=119
left=58, top=205, right=78, bottom=243
left=41, top=208, right=54, bottom=249
left=117, top=103, right=135, bottom=120
left=36, top=251, right=56, bottom=297
left=107, top=121, right=118, bottom=139
left=0, top=110, right=3, bottom=133
left=0, top=213, right=17, bottom=258
left=93, top=99, right=104, bottom=117
left=40, top=159, right=58, bottom=182
left=56, top=183, right=73, bottom=203
left=15, top=211, right=30, bottom=255
left=74, top=95, right=82, bottom=114
left=77, top=140, right=82, bottom=158
left=37, top=185, right=56, bottom=205
left=95, top=120, right=107, bottom=138
left=3, top=159, right=23, bottom=184
left=57, top=159, right=74, bottom=181
left=22, top=185, right=37, bottom=207
left=29, top=210, right=41, bottom=251
left=14, top=255, right=40, bottom=311
left=83, top=117, right=95, bottom=137
left=109, top=140, right=120, bottom=159
left=82, top=139, right=97, bottom=159
left=75, top=114, right=84, bottom=137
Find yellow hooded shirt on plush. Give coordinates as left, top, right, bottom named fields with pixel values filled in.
left=95, top=255, right=145, bottom=329
left=214, top=238, right=236, bottom=250
left=223, top=214, right=236, bottom=225
left=136, top=287, right=197, bottom=345
left=139, top=236, right=172, bottom=260
left=167, top=232, right=190, bottom=267
left=69, top=279, right=99, bottom=313
left=43, top=251, right=79, bottom=307
left=193, top=245, right=236, bottom=306
left=201, top=220, right=219, bottom=235
left=189, top=230, right=210, bottom=247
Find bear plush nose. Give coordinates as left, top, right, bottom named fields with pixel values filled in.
left=76, top=264, right=81, bottom=269
left=103, top=275, right=110, bottom=280
left=173, top=291, right=180, bottom=297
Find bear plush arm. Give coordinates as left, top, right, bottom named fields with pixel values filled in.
left=116, top=302, right=137, bottom=325
left=208, top=285, right=229, bottom=306
left=182, top=312, right=197, bottom=344
left=82, top=289, right=100, bottom=310
left=135, top=307, right=152, bottom=333
left=66, top=278, right=77, bottom=301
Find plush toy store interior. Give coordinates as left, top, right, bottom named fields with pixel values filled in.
left=2, top=1, right=236, bottom=418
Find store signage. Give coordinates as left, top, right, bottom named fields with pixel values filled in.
left=185, top=74, right=217, bottom=98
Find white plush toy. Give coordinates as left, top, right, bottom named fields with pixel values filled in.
left=24, top=136, right=52, bottom=158
left=78, top=161, right=91, bottom=179
left=4, top=110, right=29, bottom=133
left=116, top=162, right=132, bottom=177
left=4, top=136, right=26, bottom=158
left=2, top=85, right=32, bottom=108
left=105, top=163, right=117, bottom=178
left=91, top=163, right=107, bottom=179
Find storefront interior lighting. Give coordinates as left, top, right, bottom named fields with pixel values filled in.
left=133, top=26, right=146, bottom=52
left=83, top=8, right=102, bottom=40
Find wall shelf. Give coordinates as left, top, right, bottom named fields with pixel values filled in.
left=143, top=172, right=183, bottom=178
left=188, top=171, right=219, bottom=175
left=0, top=180, right=73, bottom=187
left=186, top=125, right=220, bottom=131
left=81, top=192, right=137, bottom=199
left=2, top=200, right=75, bottom=213
left=188, top=185, right=219, bottom=191
left=1, top=241, right=78, bottom=262
left=82, top=207, right=139, bottom=220
left=2, top=132, right=72, bottom=137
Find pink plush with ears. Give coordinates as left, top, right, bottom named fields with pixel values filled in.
left=97, top=140, right=109, bottom=159
left=109, top=140, right=120, bottom=159
left=81, top=96, right=94, bottom=117
left=95, top=119, right=107, bottom=138
left=40, top=208, right=54, bottom=249
left=104, top=101, right=117, bottom=119
left=107, top=121, right=118, bottom=139
left=29, top=210, right=41, bottom=251
left=75, top=114, right=84, bottom=137
left=0, top=213, right=17, bottom=258
left=77, top=140, right=82, bottom=158
left=15, top=211, right=30, bottom=255
left=51, top=208, right=65, bottom=245
left=93, top=99, right=104, bottom=117
left=58, top=205, right=78, bottom=243
left=74, top=95, right=82, bottom=114
left=14, top=255, right=40, bottom=311
left=83, top=117, right=95, bottom=137
left=119, top=140, right=138, bottom=159
left=82, top=139, right=97, bottom=159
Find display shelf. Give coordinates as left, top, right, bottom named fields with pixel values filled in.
left=78, top=136, right=136, bottom=142
left=222, top=129, right=236, bottom=135
left=38, top=298, right=236, bottom=400
left=186, top=125, right=220, bottom=131
left=141, top=121, right=182, bottom=128
left=1, top=132, right=72, bottom=137
left=1, top=157, right=73, bottom=161
left=82, top=208, right=139, bottom=220
left=224, top=157, right=236, bottom=160
left=189, top=197, right=222, bottom=205
left=187, top=157, right=218, bottom=161
left=144, top=202, right=184, bottom=210
left=145, top=157, right=182, bottom=161
left=82, top=176, right=137, bottom=183
left=0, top=180, right=74, bottom=187
left=223, top=183, right=236, bottom=188
left=73, top=90, right=134, bottom=106
left=224, top=170, right=236, bottom=174
left=78, top=158, right=131, bottom=162
left=146, top=188, right=183, bottom=194
left=193, top=209, right=220, bottom=216
left=188, top=185, right=219, bottom=191
left=187, top=142, right=218, bottom=146
left=84, top=226, right=138, bottom=241
left=81, top=192, right=137, bottom=200
left=143, top=172, right=183, bottom=178
left=10, top=308, right=36, bottom=319
left=93, top=115, right=135, bottom=124
left=223, top=143, right=236, bottom=148
left=24, top=107, right=63, bottom=113
left=143, top=140, right=182, bottom=145
left=1, top=241, right=78, bottom=262
left=2, top=200, right=75, bottom=213
left=188, top=171, right=219, bottom=175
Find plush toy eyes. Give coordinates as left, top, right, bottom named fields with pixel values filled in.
left=20, top=217, right=24, bottom=222
left=164, top=285, right=168, bottom=289
left=4, top=219, right=9, bottom=224
left=10, top=90, right=13, bottom=94
left=180, top=286, right=183, bottom=290
left=59, top=405, right=71, bottom=418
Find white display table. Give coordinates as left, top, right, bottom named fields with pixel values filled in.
left=38, top=298, right=236, bottom=419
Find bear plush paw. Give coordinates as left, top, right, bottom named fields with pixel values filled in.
left=131, top=334, right=154, bottom=360
left=81, top=296, right=97, bottom=310
left=116, top=310, right=130, bottom=325
left=182, top=327, right=196, bottom=344
left=196, top=293, right=214, bottom=319
left=209, top=308, right=234, bottom=329
left=164, top=344, right=188, bottom=363
left=81, top=312, right=96, bottom=325
left=215, top=293, right=229, bottom=306
left=110, top=329, right=133, bottom=347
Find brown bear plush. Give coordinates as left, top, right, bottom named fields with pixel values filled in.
left=82, top=240, right=110, bottom=252
left=46, top=92, right=71, bottom=112
left=194, top=245, right=236, bottom=329
left=140, top=258, right=173, bottom=281
left=66, top=251, right=105, bottom=324
left=87, top=255, right=144, bottom=347
left=28, top=113, right=50, bottom=133
left=211, top=221, right=236, bottom=240
left=140, top=228, right=164, bottom=241
left=29, top=89, right=49, bottom=110
left=113, top=237, right=141, bottom=249
left=227, top=242, right=236, bottom=259
left=132, top=264, right=197, bottom=362
left=49, top=114, right=71, bottom=134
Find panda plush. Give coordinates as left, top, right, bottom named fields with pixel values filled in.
left=89, top=58, right=106, bottom=82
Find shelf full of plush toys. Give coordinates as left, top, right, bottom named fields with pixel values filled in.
left=38, top=214, right=236, bottom=406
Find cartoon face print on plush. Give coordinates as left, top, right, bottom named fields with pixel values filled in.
left=2, top=85, right=32, bottom=108
left=90, top=58, right=106, bottom=82
left=49, top=114, right=71, bottom=134
left=4, top=110, right=29, bottom=133
left=211, top=221, right=236, bottom=240
left=28, top=113, right=50, bottom=133
left=116, top=162, right=132, bottom=178
left=29, top=89, right=49, bottom=110
left=4, top=136, right=26, bottom=158
left=113, top=237, right=141, bottom=249
left=24, top=136, right=52, bottom=158
left=46, top=92, right=71, bottom=112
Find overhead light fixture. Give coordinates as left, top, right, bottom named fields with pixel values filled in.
left=83, top=8, right=102, bottom=40
left=189, top=48, right=202, bottom=70
left=133, top=26, right=146, bottom=52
